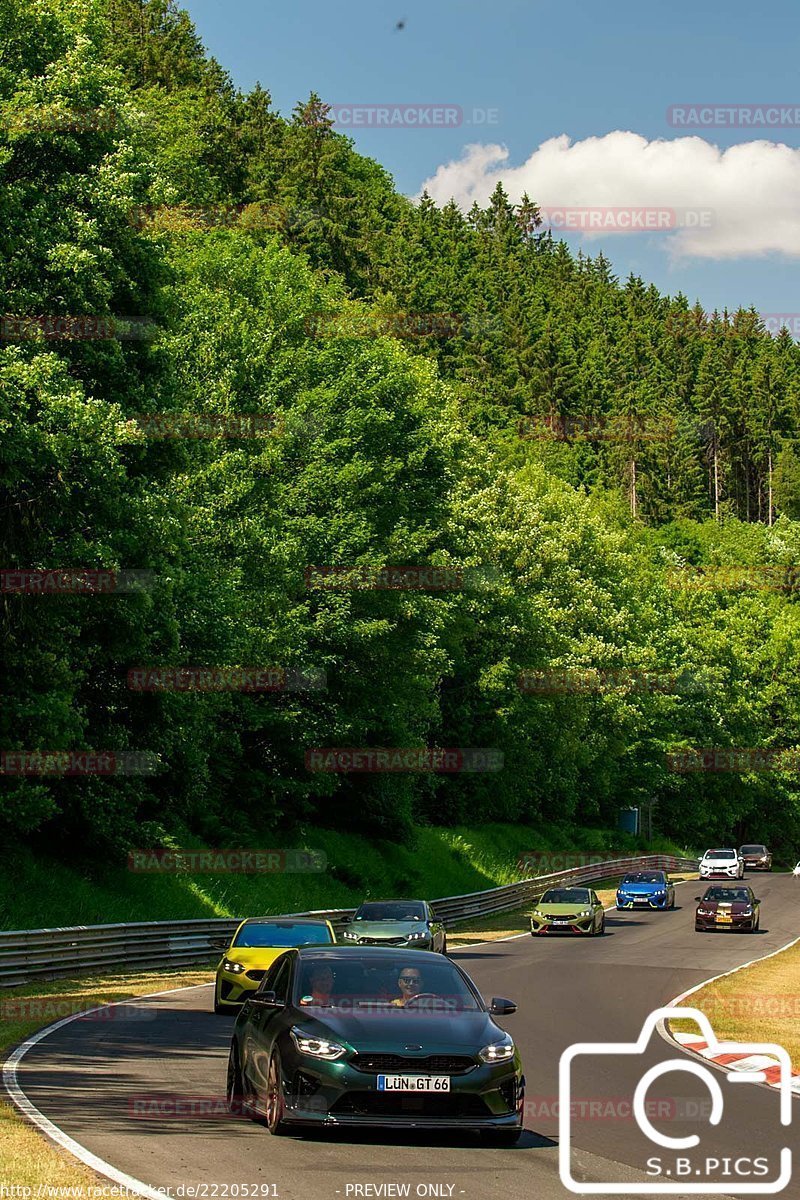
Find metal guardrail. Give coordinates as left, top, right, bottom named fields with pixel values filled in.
left=0, top=854, right=698, bottom=987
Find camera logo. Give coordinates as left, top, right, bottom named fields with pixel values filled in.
left=559, top=1006, right=792, bottom=1194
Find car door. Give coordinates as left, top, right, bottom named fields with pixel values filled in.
left=427, top=903, right=444, bottom=951
left=244, top=953, right=294, bottom=1101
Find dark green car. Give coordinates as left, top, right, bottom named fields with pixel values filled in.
left=340, top=899, right=447, bottom=953
left=226, top=945, right=524, bottom=1144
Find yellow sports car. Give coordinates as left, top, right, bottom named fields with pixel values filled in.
left=214, top=916, right=336, bottom=1012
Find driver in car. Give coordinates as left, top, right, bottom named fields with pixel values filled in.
left=298, top=963, right=335, bottom=1006
left=391, top=966, right=424, bottom=1006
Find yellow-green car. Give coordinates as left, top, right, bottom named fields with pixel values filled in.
left=214, top=917, right=336, bottom=1012
left=530, top=886, right=606, bottom=937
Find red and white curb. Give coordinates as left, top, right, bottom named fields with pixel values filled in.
left=658, top=932, right=800, bottom=1098
left=670, top=1030, right=800, bottom=1094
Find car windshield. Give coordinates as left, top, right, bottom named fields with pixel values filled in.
left=353, top=902, right=426, bottom=921
left=293, top=954, right=482, bottom=1010
left=703, top=888, right=751, bottom=902
left=704, top=851, right=735, bottom=860
left=621, top=873, right=664, bottom=884
left=540, top=888, right=591, bottom=904
left=233, top=922, right=332, bottom=948
left=740, top=846, right=765, bottom=854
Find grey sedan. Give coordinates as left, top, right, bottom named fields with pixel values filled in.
left=340, top=899, right=447, bottom=953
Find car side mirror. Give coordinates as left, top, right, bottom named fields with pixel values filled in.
left=247, top=990, right=283, bottom=1008
left=694, top=896, right=702, bottom=902
left=490, top=997, right=517, bottom=1015
left=753, top=898, right=761, bottom=904
left=209, top=937, right=230, bottom=950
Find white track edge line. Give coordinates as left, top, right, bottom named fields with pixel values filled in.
left=3, top=982, right=213, bottom=1200
left=656, top=927, right=800, bottom=1094
left=2, top=873, right=702, bottom=1192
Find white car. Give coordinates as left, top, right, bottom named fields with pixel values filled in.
left=793, top=862, right=800, bottom=877
left=700, top=848, right=744, bottom=880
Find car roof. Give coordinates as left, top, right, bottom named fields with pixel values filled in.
left=239, top=917, right=332, bottom=926
left=291, top=944, right=440, bottom=959
left=355, top=898, right=427, bottom=904
left=542, top=885, right=591, bottom=894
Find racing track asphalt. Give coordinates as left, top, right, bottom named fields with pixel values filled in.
left=9, top=874, right=800, bottom=1200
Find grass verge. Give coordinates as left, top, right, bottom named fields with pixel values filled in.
left=0, top=823, right=691, bottom=931
left=1, top=964, right=215, bottom=1189
left=670, top=936, right=800, bottom=1068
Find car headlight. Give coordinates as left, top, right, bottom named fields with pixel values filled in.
left=696, top=908, right=713, bottom=916
left=579, top=909, right=592, bottom=917
left=342, top=930, right=359, bottom=941
left=222, top=958, right=245, bottom=974
left=290, top=1028, right=347, bottom=1060
left=741, top=906, right=753, bottom=915
left=406, top=930, right=429, bottom=941
left=479, top=1037, right=515, bottom=1064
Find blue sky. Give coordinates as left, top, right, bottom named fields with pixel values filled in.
left=185, top=0, right=800, bottom=319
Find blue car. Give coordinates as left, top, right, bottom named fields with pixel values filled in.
left=615, top=871, right=675, bottom=910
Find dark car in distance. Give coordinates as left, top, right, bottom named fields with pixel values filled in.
left=739, top=844, right=773, bottom=872
left=226, top=946, right=524, bottom=1144
left=695, top=885, right=761, bottom=933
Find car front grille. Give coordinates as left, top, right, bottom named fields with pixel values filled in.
left=545, top=913, right=579, bottom=921
left=357, top=936, right=406, bottom=946
left=330, top=1092, right=489, bottom=1118
left=245, top=969, right=266, bottom=981
left=352, top=1054, right=476, bottom=1075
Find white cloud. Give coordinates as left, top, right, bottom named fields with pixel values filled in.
left=417, top=132, right=800, bottom=260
